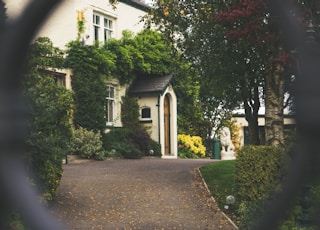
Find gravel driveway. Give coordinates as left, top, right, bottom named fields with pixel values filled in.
left=49, top=158, right=237, bottom=230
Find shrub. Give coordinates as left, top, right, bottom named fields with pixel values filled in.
left=236, top=145, right=288, bottom=229
left=26, top=135, right=65, bottom=202
left=178, top=134, right=206, bottom=158
left=70, top=127, right=106, bottom=160
left=103, top=128, right=161, bottom=158
left=23, top=37, right=73, bottom=203
left=236, top=145, right=287, bottom=202
left=148, top=139, right=162, bottom=157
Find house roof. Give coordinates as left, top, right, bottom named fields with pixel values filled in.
left=128, top=75, right=173, bottom=95
left=119, top=0, right=151, bottom=11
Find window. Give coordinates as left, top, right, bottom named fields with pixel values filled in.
left=93, top=14, right=100, bottom=41
left=104, top=18, right=113, bottom=41
left=54, top=74, right=66, bottom=87
left=105, top=85, right=115, bottom=124
left=41, top=70, right=66, bottom=87
left=93, top=13, right=114, bottom=42
left=141, top=107, right=151, bottom=120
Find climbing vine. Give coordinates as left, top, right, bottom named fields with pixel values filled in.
left=65, top=41, right=116, bottom=133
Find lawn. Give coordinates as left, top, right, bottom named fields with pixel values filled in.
left=200, top=160, right=238, bottom=221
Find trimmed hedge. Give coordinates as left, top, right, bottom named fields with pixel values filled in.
left=236, top=145, right=289, bottom=229
left=236, top=145, right=288, bottom=202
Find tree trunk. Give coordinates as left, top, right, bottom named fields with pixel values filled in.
left=242, top=81, right=261, bottom=145
left=265, top=63, right=285, bottom=146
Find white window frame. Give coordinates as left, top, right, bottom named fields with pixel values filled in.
left=140, top=106, right=152, bottom=121
left=93, top=12, right=114, bottom=42
left=105, top=85, right=115, bottom=125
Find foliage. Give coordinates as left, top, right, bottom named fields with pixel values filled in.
left=236, top=145, right=287, bottom=202
left=65, top=40, right=116, bottom=133
left=66, top=29, right=180, bottom=135
left=172, top=63, right=206, bottom=137
left=236, top=145, right=288, bottom=229
left=23, top=37, right=73, bottom=202
left=70, top=126, right=106, bottom=160
left=145, top=0, right=261, bottom=143
left=104, top=128, right=161, bottom=159
left=2, top=212, right=25, bottom=230
left=121, top=95, right=140, bottom=129
left=178, top=134, right=206, bottom=158
left=104, top=29, right=179, bottom=85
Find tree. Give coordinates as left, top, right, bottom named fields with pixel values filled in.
left=23, top=37, right=73, bottom=201
left=146, top=0, right=309, bottom=146
left=146, top=0, right=261, bottom=144
left=215, top=0, right=288, bottom=146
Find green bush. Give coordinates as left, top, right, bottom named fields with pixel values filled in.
left=103, top=128, right=161, bottom=158
left=70, top=127, right=106, bottom=160
left=236, top=145, right=287, bottom=202
left=148, top=139, right=162, bottom=157
left=236, top=145, right=289, bottom=229
left=27, top=136, right=66, bottom=202
left=24, top=37, right=73, bottom=202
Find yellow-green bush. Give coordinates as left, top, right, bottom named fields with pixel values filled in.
left=178, top=134, right=206, bottom=158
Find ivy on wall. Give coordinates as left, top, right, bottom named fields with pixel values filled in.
left=65, top=29, right=179, bottom=134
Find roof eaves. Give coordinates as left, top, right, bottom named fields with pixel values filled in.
left=118, top=0, right=151, bottom=12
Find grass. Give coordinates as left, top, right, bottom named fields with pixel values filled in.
left=200, top=160, right=238, bottom=221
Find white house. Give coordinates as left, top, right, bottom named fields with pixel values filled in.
left=4, top=0, right=178, bottom=158
left=232, top=114, right=296, bottom=146
left=128, top=75, right=178, bottom=158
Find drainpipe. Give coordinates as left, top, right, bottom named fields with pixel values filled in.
left=157, top=94, right=161, bottom=144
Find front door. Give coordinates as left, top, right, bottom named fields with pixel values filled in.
left=164, top=95, right=170, bottom=155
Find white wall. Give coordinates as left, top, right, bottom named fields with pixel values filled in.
left=232, top=116, right=296, bottom=146
left=4, top=0, right=148, bottom=49
left=136, top=85, right=178, bottom=158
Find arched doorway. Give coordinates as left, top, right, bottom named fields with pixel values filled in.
left=164, top=94, right=170, bottom=155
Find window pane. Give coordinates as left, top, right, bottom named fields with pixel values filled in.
left=106, top=100, right=114, bottom=122
left=106, top=85, right=114, bottom=98
left=94, top=26, right=99, bottom=41
left=104, top=29, right=112, bottom=41
left=95, top=15, right=100, bottom=24
left=142, top=107, right=151, bottom=118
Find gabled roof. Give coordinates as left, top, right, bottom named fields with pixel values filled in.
left=128, top=75, right=173, bottom=95
left=119, top=0, right=151, bottom=11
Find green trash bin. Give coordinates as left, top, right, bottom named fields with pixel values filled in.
left=212, top=138, right=221, bottom=159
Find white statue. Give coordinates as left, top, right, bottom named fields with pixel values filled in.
left=219, top=127, right=236, bottom=160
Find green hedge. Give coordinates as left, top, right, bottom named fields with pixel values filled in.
left=236, top=145, right=289, bottom=229
left=103, top=128, right=162, bottom=159
left=236, top=145, right=288, bottom=202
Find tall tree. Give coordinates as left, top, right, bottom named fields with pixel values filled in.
left=146, top=0, right=313, bottom=146
left=146, top=0, right=262, bottom=144
left=215, top=0, right=291, bottom=146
